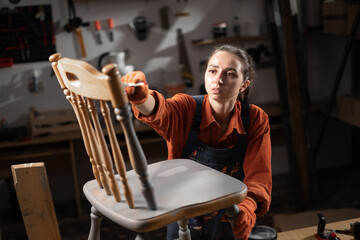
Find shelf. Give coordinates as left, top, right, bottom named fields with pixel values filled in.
left=311, top=95, right=360, bottom=129
left=191, top=35, right=271, bottom=45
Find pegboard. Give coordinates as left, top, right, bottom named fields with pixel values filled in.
left=0, top=4, right=56, bottom=65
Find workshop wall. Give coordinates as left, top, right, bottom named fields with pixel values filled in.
left=0, top=0, right=285, bottom=211
left=0, top=0, right=355, bottom=175
left=0, top=0, right=275, bottom=127
left=0, top=0, right=356, bottom=211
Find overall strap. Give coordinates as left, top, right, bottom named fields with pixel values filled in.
left=191, top=95, right=204, bottom=130
left=240, top=102, right=250, bottom=134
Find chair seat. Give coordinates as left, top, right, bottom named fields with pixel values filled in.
left=83, top=158, right=247, bottom=233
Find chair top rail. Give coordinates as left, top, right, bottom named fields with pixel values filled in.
left=49, top=53, right=128, bottom=108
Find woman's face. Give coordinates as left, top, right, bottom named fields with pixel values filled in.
left=205, top=51, right=247, bottom=103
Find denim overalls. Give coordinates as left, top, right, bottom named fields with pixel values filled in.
left=167, top=95, right=250, bottom=240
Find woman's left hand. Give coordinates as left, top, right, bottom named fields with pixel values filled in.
left=233, top=197, right=257, bottom=240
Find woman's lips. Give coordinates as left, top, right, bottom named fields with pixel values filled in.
left=212, top=88, right=221, bottom=94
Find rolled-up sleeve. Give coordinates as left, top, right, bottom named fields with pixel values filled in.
left=132, top=90, right=195, bottom=159
left=241, top=105, right=272, bottom=216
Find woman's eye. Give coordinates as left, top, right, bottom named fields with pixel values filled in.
left=227, top=72, right=236, bottom=78
left=208, top=69, right=216, bottom=74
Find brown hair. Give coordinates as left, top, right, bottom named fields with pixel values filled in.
left=207, top=44, right=256, bottom=103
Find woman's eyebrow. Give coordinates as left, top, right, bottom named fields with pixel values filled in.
left=208, top=65, right=238, bottom=72
left=224, top=67, right=238, bottom=72
left=208, top=64, right=219, bottom=68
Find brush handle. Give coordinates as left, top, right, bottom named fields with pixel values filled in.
left=122, top=82, right=145, bottom=87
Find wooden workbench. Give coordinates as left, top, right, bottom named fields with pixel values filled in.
left=277, top=217, right=360, bottom=240
left=0, top=121, right=164, bottom=217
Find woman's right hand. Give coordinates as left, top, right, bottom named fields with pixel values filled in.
left=121, top=71, right=149, bottom=105
left=233, top=197, right=257, bottom=240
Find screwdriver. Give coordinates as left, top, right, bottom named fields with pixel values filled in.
left=108, top=18, right=114, bottom=42
left=95, top=20, right=102, bottom=44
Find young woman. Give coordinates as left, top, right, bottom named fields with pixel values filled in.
left=121, top=44, right=272, bottom=240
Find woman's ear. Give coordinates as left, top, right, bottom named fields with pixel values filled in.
left=240, top=80, right=250, bottom=92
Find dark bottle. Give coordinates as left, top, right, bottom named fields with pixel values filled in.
left=233, top=16, right=240, bottom=36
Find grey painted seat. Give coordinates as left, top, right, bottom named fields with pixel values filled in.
left=49, top=53, right=247, bottom=240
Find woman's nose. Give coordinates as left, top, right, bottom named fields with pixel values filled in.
left=213, top=73, right=224, bottom=84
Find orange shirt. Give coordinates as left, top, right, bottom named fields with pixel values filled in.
left=132, top=91, right=272, bottom=215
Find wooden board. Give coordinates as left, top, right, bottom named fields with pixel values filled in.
left=11, top=162, right=61, bottom=240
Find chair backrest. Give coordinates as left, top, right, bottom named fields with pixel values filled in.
left=49, top=53, right=157, bottom=210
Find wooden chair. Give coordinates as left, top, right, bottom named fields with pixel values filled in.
left=49, top=53, right=247, bottom=240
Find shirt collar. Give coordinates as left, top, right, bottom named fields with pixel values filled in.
left=200, top=95, right=247, bottom=135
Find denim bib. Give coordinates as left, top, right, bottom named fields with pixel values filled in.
left=167, top=95, right=250, bottom=240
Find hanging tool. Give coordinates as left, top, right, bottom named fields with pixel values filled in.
left=64, top=0, right=89, bottom=58
left=159, top=6, right=170, bottom=30
left=107, top=18, right=114, bottom=42
left=36, top=6, right=47, bottom=46
left=177, top=28, right=193, bottom=87
left=175, top=12, right=190, bottom=17
left=94, top=20, right=102, bottom=44
left=128, top=16, right=154, bottom=41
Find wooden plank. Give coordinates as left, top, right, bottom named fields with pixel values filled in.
left=279, top=0, right=314, bottom=208
left=11, top=162, right=61, bottom=240
left=267, top=0, right=313, bottom=209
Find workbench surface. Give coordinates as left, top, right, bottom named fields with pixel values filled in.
left=277, top=217, right=360, bottom=240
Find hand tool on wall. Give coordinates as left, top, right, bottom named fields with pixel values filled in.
left=76, top=28, right=86, bottom=57
left=50, top=20, right=55, bottom=46
left=175, top=12, right=190, bottom=17
left=94, top=19, right=102, bottom=44
left=177, top=28, right=193, bottom=87
left=64, top=0, right=88, bottom=57
left=18, top=36, right=25, bottom=61
left=36, top=6, right=47, bottom=46
left=128, top=16, right=153, bottom=41
left=159, top=6, right=170, bottom=30
left=108, top=18, right=114, bottom=42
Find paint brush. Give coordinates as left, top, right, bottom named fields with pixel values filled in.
left=122, top=82, right=145, bottom=87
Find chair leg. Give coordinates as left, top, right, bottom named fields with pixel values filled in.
left=88, top=206, right=103, bottom=240
left=225, top=204, right=240, bottom=240
left=177, top=218, right=191, bottom=240
left=135, top=232, right=150, bottom=240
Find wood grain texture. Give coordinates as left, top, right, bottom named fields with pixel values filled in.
left=11, top=162, right=61, bottom=240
